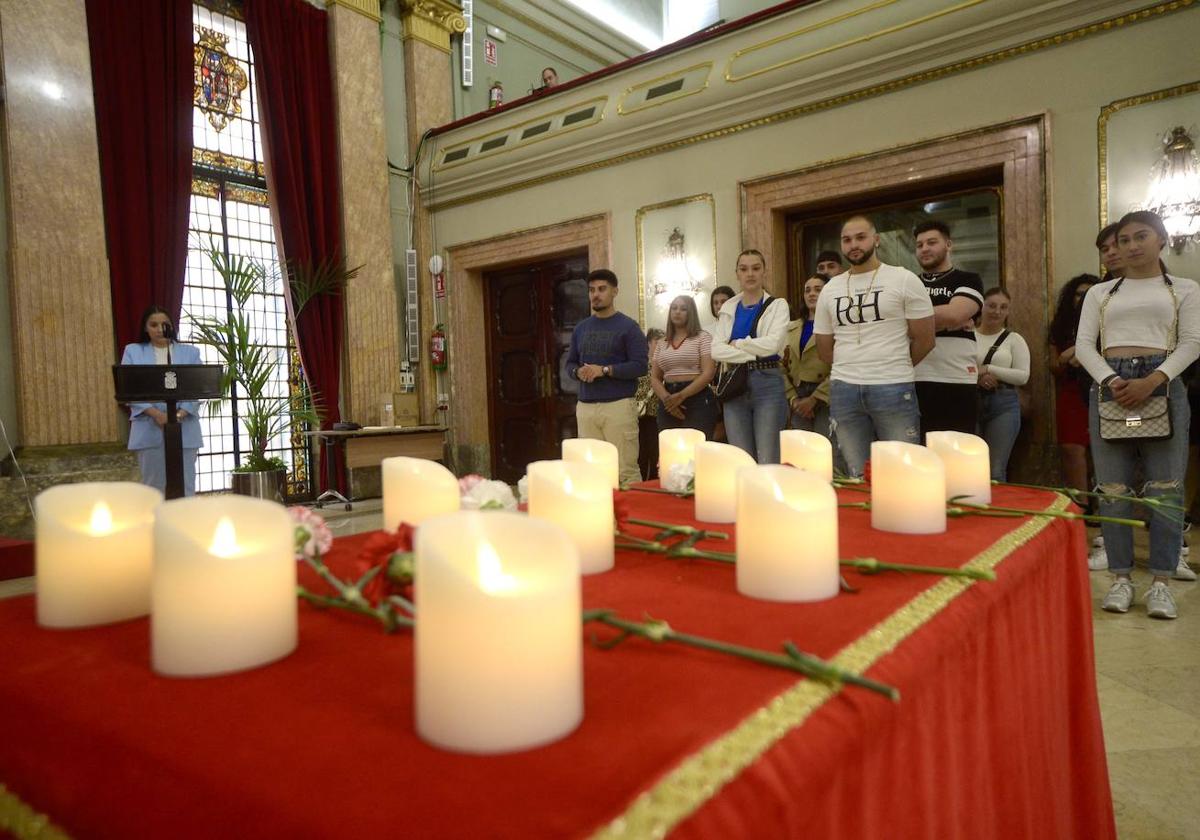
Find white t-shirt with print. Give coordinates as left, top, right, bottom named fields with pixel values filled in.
left=813, top=262, right=934, bottom=385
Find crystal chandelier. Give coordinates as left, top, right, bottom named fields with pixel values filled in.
left=651, top=227, right=702, bottom=297
left=1141, top=126, right=1200, bottom=253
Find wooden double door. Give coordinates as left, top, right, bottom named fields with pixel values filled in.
left=485, top=254, right=591, bottom=483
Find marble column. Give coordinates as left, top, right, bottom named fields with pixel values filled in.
left=0, top=0, right=119, bottom=445
left=398, top=0, right=464, bottom=424
left=326, top=0, right=404, bottom=425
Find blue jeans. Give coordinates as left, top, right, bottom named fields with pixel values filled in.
left=723, top=368, right=789, bottom=464
left=1088, top=354, right=1189, bottom=577
left=828, top=380, right=921, bottom=478
left=978, top=388, right=1021, bottom=481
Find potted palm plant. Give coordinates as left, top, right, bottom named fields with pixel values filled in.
left=187, top=244, right=358, bottom=501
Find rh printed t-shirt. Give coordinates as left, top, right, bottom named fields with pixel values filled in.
left=813, top=262, right=934, bottom=384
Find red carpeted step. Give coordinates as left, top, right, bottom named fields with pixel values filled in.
left=0, top=537, right=34, bottom=581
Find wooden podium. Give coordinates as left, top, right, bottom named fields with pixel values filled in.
left=112, top=364, right=223, bottom=499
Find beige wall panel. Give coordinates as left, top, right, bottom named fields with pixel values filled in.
left=328, top=4, right=402, bottom=426
left=0, top=0, right=118, bottom=445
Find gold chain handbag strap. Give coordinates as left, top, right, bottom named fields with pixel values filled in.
left=1097, top=274, right=1179, bottom=358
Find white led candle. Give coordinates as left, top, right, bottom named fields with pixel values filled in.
left=658, top=429, right=705, bottom=481
left=926, top=431, right=992, bottom=505
left=35, top=482, right=162, bottom=628
left=736, top=466, right=838, bottom=602
left=870, top=441, right=946, bottom=534
left=780, top=430, right=834, bottom=482
left=151, top=496, right=296, bottom=677
left=527, top=460, right=614, bottom=574
left=415, top=511, right=582, bottom=754
left=562, top=438, right=619, bottom=489
left=382, top=456, right=460, bottom=532
left=694, top=441, right=755, bottom=523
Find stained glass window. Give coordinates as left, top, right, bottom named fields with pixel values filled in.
left=181, top=0, right=311, bottom=498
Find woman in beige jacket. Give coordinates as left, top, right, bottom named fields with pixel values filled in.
left=785, top=273, right=833, bottom=437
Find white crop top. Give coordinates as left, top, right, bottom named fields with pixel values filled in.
left=1075, top=275, right=1200, bottom=383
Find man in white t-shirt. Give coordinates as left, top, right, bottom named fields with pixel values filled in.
left=814, top=215, right=936, bottom=477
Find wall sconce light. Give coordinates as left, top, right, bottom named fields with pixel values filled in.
left=1142, top=126, right=1200, bottom=253
left=651, top=227, right=702, bottom=298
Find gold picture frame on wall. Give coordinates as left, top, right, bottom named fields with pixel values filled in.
left=1098, top=80, right=1200, bottom=228
left=635, top=194, right=719, bottom=333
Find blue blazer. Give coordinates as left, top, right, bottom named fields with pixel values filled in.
left=120, top=342, right=205, bottom=451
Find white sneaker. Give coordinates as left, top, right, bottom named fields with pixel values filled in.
left=1146, top=581, right=1178, bottom=619
left=1092, top=534, right=1104, bottom=549
left=1174, top=554, right=1198, bottom=582
left=1181, top=543, right=1190, bottom=556
left=1102, top=578, right=1135, bottom=613
left=1088, top=544, right=1109, bottom=571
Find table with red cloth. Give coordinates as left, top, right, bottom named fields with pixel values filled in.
left=0, top=485, right=1114, bottom=839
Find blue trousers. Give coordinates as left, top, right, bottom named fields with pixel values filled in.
left=137, top=446, right=198, bottom=496
left=828, top=380, right=921, bottom=478
left=722, top=368, right=789, bottom=464
left=978, top=388, right=1021, bottom=481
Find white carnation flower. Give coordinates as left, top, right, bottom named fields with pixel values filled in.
left=461, top=478, right=518, bottom=511
left=662, top=461, right=695, bottom=493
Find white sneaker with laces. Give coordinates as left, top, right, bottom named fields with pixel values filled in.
left=1088, top=544, right=1109, bottom=571
left=1102, top=578, right=1135, bottom=613
left=1174, top=554, right=1198, bottom=582
left=1146, top=581, right=1178, bottom=619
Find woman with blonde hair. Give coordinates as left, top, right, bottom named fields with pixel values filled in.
left=651, top=296, right=717, bottom=437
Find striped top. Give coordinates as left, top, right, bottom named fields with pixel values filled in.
left=653, top=331, right=712, bottom=377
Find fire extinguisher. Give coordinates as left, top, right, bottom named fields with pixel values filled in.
left=430, top=324, right=448, bottom=371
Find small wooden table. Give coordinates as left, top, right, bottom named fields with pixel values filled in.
left=303, top=425, right=447, bottom=509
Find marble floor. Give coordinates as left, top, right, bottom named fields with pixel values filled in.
left=3, top=505, right=1198, bottom=838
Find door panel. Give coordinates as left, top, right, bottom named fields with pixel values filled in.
left=485, top=253, right=590, bottom=483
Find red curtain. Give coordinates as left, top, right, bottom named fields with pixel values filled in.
left=244, top=0, right=345, bottom=494
left=85, top=0, right=194, bottom=352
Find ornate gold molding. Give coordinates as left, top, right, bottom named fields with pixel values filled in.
left=325, top=0, right=382, bottom=23
left=398, top=0, right=466, bottom=53
left=1097, top=79, right=1200, bottom=229
left=634, top=193, right=717, bottom=327
left=428, top=0, right=1196, bottom=212
left=591, top=493, right=1072, bottom=839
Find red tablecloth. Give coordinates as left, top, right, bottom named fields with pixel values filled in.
left=0, top=486, right=1113, bottom=839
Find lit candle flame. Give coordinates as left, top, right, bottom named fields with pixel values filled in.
left=477, top=541, right=518, bottom=595
left=563, top=474, right=574, bottom=495
left=902, top=451, right=913, bottom=466
left=89, top=501, right=113, bottom=535
left=209, top=517, right=240, bottom=558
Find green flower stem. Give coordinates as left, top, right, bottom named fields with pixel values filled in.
left=670, top=546, right=736, bottom=564
left=626, top=486, right=693, bottom=498
left=832, top=480, right=870, bottom=494
left=951, top=499, right=1147, bottom=528
left=304, top=556, right=367, bottom=606
left=626, top=518, right=729, bottom=541
left=840, top=556, right=996, bottom=581
left=992, top=480, right=1185, bottom=515
left=297, top=586, right=412, bottom=632
left=582, top=609, right=898, bottom=702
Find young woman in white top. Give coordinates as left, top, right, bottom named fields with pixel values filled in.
left=711, top=249, right=791, bottom=463
left=1075, top=211, right=1200, bottom=620
left=974, top=287, right=1029, bottom=481
left=651, top=295, right=717, bottom=437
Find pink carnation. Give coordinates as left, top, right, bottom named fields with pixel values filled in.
left=288, top=505, right=334, bottom=561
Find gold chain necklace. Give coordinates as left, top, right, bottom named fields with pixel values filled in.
left=852, top=265, right=881, bottom=344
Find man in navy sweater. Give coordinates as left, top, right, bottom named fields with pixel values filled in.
left=565, top=269, right=649, bottom=486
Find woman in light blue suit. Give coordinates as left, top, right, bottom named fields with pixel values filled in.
left=120, top=306, right=204, bottom=495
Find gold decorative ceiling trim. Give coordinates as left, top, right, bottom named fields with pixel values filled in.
left=426, top=0, right=1195, bottom=212
left=434, top=96, right=609, bottom=171
left=487, top=0, right=611, bottom=67
left=1097, top=80, right=1200, bottom=229
left=325, top=0, right=382, bottom=23
left=617, top=62, right=712, bottom=117
left=726, top=0, right=987, bottom=83
left=399, top=0, right=467, bottom=53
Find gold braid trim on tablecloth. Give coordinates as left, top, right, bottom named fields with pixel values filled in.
left=0, top=785, right=71, bottom=840
left=592, top=493, right=1072, bottom=839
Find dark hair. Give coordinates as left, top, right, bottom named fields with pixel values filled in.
left=1115, top=210, right=1172, bottom=278
left=645, top=327, right=665, bottom=341
left=710, top=285, right=735, bottom=316
left=735, top=248, right=765, bottom=268
left=982, top=286, right=1008, bottom=300
left=1094, top=222, right=1120, bottom=249
left=587, top=268, right=618, bottom=287
left=797, top=273, right=829, bottom=323
left=913, top=219, right=951, bottom=239
left=1049, top=274, right=1100, bottom=348
left=136, top=305, right=171, bottom=345
left=815, top=250, right=842, bottom=265
left=542, top=66, right=557, bottom=76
